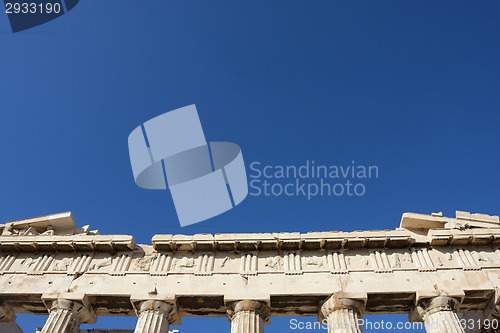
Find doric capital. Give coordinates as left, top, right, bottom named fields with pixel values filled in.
left=0, top=299, right=16, bottom=322
left=411, top=295, right=462, bottom=322
left=42, top=295, right=96, bottom=324
left=135, top=299, right=174, bottom=315
left=318, top=292, right=367, bottom=322
left=131, top=294, right=180, bottom=325
left=226, top=300, right=271, bottom=323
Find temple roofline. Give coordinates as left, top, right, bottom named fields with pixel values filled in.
left=1, top=211, right=499, bottom=253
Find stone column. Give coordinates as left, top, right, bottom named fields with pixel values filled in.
left=413, top=295, right=465, bottom=333
left=40, top=297, right=96, bottom=333
left=318, top=294, right=366, bottom=333
left=133, top=300, right=177, bottom=333
left=0, top=300, right=23, bottom=333
left=226, top=300, right=270, bottom=333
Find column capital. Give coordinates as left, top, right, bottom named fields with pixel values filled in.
left=130, top=294, right=180, bottom=325
left=410, top=294, right=463, bottom=322
left=225, top=300, right=271, bottom=324
left=318, top=292, right=367, bottom=322
left=0, top=299, right=16, bottom=322
left=42, top=293, right=96, bottom=324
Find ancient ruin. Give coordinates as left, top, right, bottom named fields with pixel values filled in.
left=1, top=210, right=500, bottom=332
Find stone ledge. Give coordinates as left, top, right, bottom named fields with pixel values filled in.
left=152, top=228, right=500, bottom=252
left=152, top=230, right=414, bottom=252
left=0, top=235, right=135, bottom=252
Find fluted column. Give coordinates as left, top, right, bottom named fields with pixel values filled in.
left=226, top=300, right=270, bottom=333
left=41, top=298, right=96, bottom=333
left=318, top=294, right=366, bottom=333
left=0, top=300, right=23, bottom=333
left=133, top=300, right=177, bottom=333
left=413, top=295, right=465, bottom=333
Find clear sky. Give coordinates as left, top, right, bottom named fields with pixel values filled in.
left=1, top=0, right=499, bottom=331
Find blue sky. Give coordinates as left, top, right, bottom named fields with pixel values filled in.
left=1, top=0, right=499, bottom=331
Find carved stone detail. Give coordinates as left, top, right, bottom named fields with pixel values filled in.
left=195, top=253, right=215, bottom=276
left=455, top=249, right=481, bottom=271
left=30, top=254, right=55, bottom=275
left=240, top=253, right=258, bottom=276
left=132, top=300, right=177, bottom=333
left=2, top=210, right=500, bottom=329
left=319, top=294, right=365, bottom=333
left=370, top=250, right=392, bottom=273
left=68, top=254, right=93, bottom=275
left=134, top=255, right=153, bottom=272
left=264, top=256, right=280, bottom=270
left=413, top=296, right=464, bottom=333
left=89, top=258, right=112, bottom=271
left=0, top=254, right=17, bottom=273
left=150, top=253, right=173, bottom=275
left=41, top=297, right=96, bottom=333
left=284, top=252, right=302, bottom=275
left=326, top=251, right=348, bottom=274
left=110, top=254, right=132, bottom=276
left=54, top=258, right=74, bottom=272
left=175, top=257, right=196, bottom=271
left=221, top=256, right=231, bottom=267
left=302, top=256, right=324, bottom=271
left=411, top=248, right=436, bottom=272
left=390, top=253, right=402, bottom=268
left=226, top=300, right=270, bottom=333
